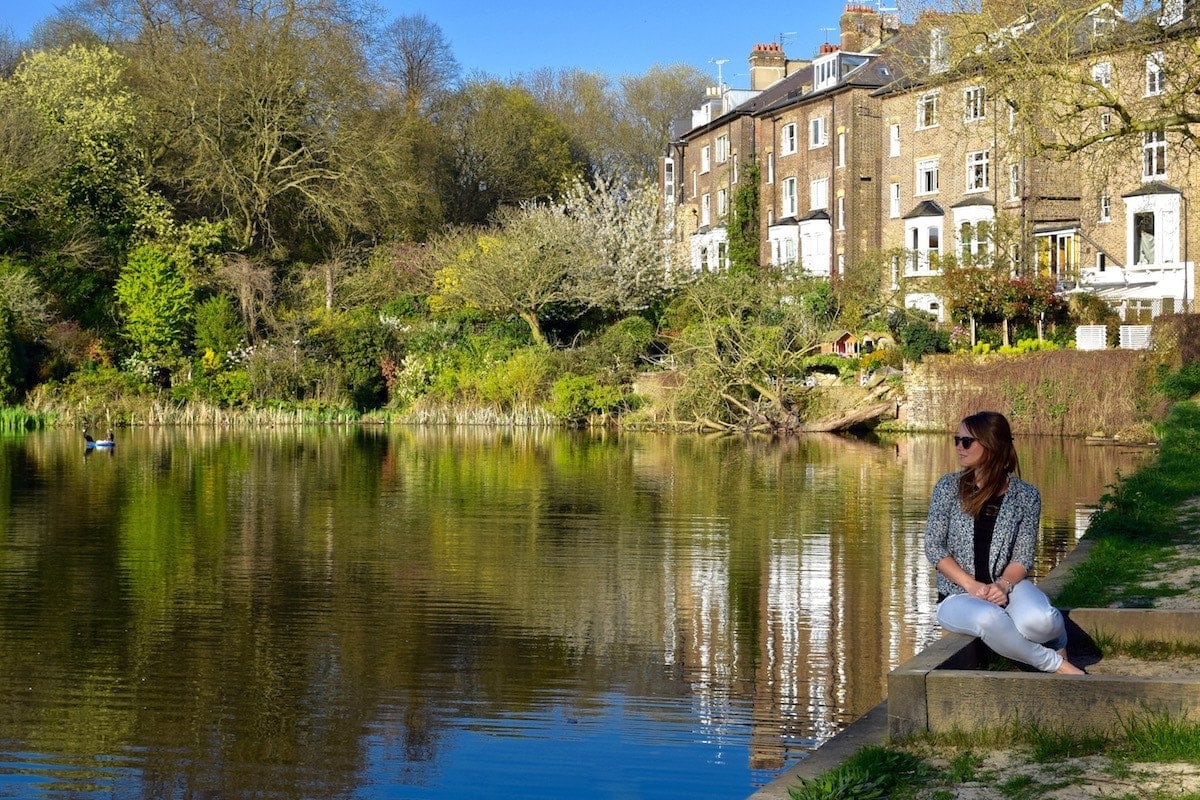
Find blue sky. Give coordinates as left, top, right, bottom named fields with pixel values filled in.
left=1, top=0, right=866, bottom=83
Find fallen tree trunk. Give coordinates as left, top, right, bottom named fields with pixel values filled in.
left=799, top=401, right=897, bottom=432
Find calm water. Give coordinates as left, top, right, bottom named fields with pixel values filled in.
left=0, top=427, right=1145, bottom=799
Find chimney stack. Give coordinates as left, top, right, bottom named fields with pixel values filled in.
left=748, top=42, right=786, bottom=90
left=840, top=3, right=880, bottom=52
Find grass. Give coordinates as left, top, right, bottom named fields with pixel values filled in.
left=1119, top=715, right=1200, bottom=762
left=787, top=746, right=932, bottom=800
left=1091, top=636, right=1200, bottom=660
left=1056, top=401, right=1200, bottom=609
left=0, top=407, right=49, bottom=432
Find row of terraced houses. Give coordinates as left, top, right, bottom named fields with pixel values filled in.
left=662, top=0, right=1198, bottom=324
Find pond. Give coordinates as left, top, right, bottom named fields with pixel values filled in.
left=0, top=427, right=1145, bottom=799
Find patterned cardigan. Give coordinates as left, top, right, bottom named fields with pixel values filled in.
left=923, top=471, right=1041, bottom=599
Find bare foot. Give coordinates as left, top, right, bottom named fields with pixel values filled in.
left=1055, top=659, right=1086, bottom=675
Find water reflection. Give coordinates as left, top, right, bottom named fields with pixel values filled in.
left=0, top=428, right=1145, bottom=798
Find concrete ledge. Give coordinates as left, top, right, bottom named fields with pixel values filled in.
left=1068, top=608, right=1200, bottom=645
left=888, top=608, right=1200, bottom=738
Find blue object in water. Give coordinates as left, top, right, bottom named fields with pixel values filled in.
left=84, top=430, right=116, bottom=449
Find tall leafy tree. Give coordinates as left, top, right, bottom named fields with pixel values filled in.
left=92, top=0, right=411, bottom=255
left=116, top=245, right=194, bottom=371
left=435, top=80, right=583, bottom=224
left=5, top=44, right=153, bottom=255
left=615, top=64, right=709, bottom=181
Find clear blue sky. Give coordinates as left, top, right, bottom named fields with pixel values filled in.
left=1, top=0, right=865, bottom=83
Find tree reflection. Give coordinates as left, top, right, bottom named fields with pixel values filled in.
left=0, top=428, right=1144, bottom=796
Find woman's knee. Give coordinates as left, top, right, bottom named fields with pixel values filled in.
left=1011, top=603, right=1065, bottom=643
left=939, top=597, right=1008, bottom=638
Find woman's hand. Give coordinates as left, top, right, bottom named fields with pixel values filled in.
left=970, top=581, right=1009, bottom=607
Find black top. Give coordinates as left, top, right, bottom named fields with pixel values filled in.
left=937, top=493, right=1005, bottom=604
left=973, top=495, right=1005, bottom=584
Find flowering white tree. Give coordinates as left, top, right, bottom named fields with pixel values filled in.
left=562, top=175, right=686, bottom=313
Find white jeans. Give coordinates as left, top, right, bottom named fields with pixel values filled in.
left=936, top=580, right=1068, bottom=672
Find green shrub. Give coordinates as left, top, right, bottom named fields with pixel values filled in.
left=859, top=347, right=902, bottom=372
left=900, top=317, right=950, bottom=361
left=595, top=316, right=655, bottom=371
left=549, top=374, right=624, bottom=423
left=801, top=353, right=856, bottom=379
left=115, top=245, right=195, bottom=370
left=997, top=338, right=1060, bottom=355
left=173, top=368, right=253, bottom=408
left=193, top=295, right=246, bottom=361
left=477, top=347, right=552, bottom=409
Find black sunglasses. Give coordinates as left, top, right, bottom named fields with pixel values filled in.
left=953, top=435, right=977, bottom=449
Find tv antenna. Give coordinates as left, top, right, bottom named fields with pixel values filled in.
left=708, top=58, right=729, bottom=89
left=819, top=26, right=837, bottom=44
left=778, top=31, right=796, bottom=49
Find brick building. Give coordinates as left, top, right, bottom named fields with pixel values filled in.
left=663, top=0, right=1198, bottom=322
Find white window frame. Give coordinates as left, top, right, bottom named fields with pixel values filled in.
left=1100, top=112, right=1111, bottom=132
left=809, top=116, right=828, bottom=149
left=700, top=145, right=711, bottom=174
left=799, top=218, right=832, bottom=276
left=916, top=158, right=939, bottom=195
left=1161, top=0, right=1185, bottom=25
left=1143, top=130, right=1167, bottom=180
left=717, top=188, right=728, bottom=218
left=963, top=86, right=987, bottom=122
left=814, top=53, right=839, bottom=90
left=1146, top=51, right=1165, bottom=96
left=781, top=123, right=798, bottom=155
left=767, top=152, right=775, bottom=184
left=1126, top=191, right=1179, bottom=267
left=836, top=195, right=845, bottom=230
left=965, top=149, right=990, bottom=192
left=1099, top=192, right=1111, bottom=222
left=889, top=183, right=901, bottom=218
left=904, top=217, right=943, bottom=275
left=701, top=192, right=711, bottom=226
left=889, top=123, right=901, bottom=157
left=916, top=92, right=938, bottom=129
left=837, top=131, right=846, bottom=167
left=810, top=177, right=829, bottom=211
left=955, top=205, right=994, bottom=263
left=663, top=158, right=675, bottom=207
left=781, top=177, right=798, bottom=217
left=1009, top=162, right=1020, bottom=200
left=715, top=135, right=729, bottom=164
left=1092, top=61, right=1112, bottom=88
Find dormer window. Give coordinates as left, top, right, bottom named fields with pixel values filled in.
left=814, top=53, right=839, bottom=90
left=1160, top=0, right=1184, bottom=26
left=930, top=28, right=949, bottom=74
left=1090, top=7, right=1116, bottom=38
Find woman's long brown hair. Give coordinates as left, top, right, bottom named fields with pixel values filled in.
left=957, top=411, right=1020, bottom=517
